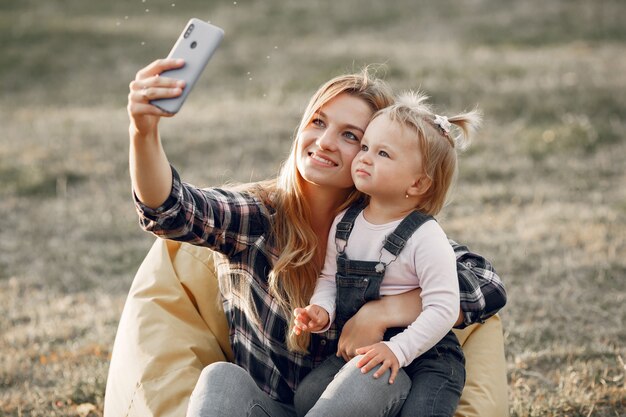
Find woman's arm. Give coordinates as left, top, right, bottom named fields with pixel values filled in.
left=337, top=289, right=422, bottom=361
left=128, top=58, right=186, bottom=209
left=128, top=60, right=273, bottom=257
left=451, top=240, right=507, bottom=327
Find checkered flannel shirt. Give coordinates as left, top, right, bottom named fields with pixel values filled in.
left=134, top=166, right=507, bottom=404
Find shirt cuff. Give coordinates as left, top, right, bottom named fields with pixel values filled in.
left=133, top=165, right=183, bottom=220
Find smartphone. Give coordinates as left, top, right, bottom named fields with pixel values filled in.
left=150, top=18, right=224, bottom=114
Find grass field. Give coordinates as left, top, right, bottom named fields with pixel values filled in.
left=1, top=0, right=625, bottom=415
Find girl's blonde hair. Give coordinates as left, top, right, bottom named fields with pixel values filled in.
left=377, top=91, right=482, bottom=215
left=230, top=69, right=394, bottom=353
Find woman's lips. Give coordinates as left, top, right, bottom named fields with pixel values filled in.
left=308, top=152, right=337, bottom=167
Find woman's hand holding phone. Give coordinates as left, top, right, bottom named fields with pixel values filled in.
left=127, top=59, right=186, bottom=138
left=127, top=19, right=223, bottom=209
left=127, top=59, right=186, bottom=211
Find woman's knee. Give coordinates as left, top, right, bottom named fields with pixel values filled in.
left=305, top=355, right=410, bottom=417
left=195, top=361, right=243, bottom=391
left=188, top=362, right=266, bottom=417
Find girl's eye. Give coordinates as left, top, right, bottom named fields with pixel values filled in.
left=360, top=144, right=368, bottom=151
left=312, top=118, right=325, bottom=128
left=343, top=131, right=358, bottom=142
left=379, top=150, right=390, bottom=158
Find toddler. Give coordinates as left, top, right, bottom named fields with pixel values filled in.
left=293, top=91, right=481, bottom=417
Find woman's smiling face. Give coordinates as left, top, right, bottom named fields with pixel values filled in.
left=296, top=93, right=374, bottom=191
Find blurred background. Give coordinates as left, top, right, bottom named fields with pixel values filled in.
left=1, top=0, right=624, bottom=415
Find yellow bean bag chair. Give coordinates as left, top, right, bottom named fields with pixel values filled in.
left=104, top=239, right=508, bottom=417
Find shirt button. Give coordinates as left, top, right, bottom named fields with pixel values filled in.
left=320, top=339, right=327, bottom=346
left=364, top=278, right=369, bottom=282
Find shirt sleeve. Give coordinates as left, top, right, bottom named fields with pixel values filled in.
left=133, top=165, right=273, bottom=257
left=383, top=222, right=460, bottom=367
left=308, top=213, right=344, bottom=332
left=450, top=239, right=507, bottom=328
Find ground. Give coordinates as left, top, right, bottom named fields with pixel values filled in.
left=1, top=0, right=624, bottom=415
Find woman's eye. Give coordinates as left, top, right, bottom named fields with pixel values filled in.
left=379, top=150, right=390, bottom=158
left=360, top=144, right=368, bottom=151
left=312, top=118, right=325, bottom=128
left=343, top=131, right=358, bottom=141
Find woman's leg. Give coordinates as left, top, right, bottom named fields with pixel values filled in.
left=294, top=356, right=346, bottom=417
left=186, top=362, right=295, bottom=417
left=304, top=355, right=411, bottom=417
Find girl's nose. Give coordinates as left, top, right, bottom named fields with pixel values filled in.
left=359, top=151, right=372, bottom=165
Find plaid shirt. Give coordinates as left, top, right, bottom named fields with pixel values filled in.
left=134, top=166, right=506, bottom=404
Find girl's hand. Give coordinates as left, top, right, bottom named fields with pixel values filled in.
left=127, top=59, right=186, bottom=137
left=355, top=342, right=400, bottom=384
left=293, top=305, right=330, bottom=335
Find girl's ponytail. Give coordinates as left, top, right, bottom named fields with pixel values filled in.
left=447, top=108, right=482, bottom=152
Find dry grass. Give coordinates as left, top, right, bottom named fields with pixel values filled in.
left=1, top=0, right=625, bottom=415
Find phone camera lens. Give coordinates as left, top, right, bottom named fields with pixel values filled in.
left=190, top=41, right=197, bottom=49
left=184, top=24, right=195, bottom=38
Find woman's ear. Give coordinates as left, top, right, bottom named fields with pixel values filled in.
left=406, top=175, right=432, bottom=197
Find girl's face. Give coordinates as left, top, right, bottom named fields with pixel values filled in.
left=296, top=93, right=373, bottom=190
left=352, top=113, right=425, bottom=202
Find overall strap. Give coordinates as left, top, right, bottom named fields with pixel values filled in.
left=334, top=205, right=364, bottom=253
left=383, top=211, right=434, bottom=257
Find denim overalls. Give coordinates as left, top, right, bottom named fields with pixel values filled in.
left=294, top=205, right=466, bottom=417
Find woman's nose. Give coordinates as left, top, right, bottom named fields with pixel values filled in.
left=316, top=129, right=338, bottom=151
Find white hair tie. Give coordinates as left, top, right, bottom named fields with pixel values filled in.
left=434, top=114, right=451, bottom=134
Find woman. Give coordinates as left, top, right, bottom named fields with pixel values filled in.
left=105, top=58, right=508, bottom=416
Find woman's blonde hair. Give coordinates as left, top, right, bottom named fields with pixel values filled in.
left=232, top=69, right=394, bottom=353
left=377, top=91, right=482, bottom=215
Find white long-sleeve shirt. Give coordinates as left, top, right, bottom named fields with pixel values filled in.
left=310, top=209, right=460, bottom=367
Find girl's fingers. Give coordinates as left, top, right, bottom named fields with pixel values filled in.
left=136, top=58, right=185, bottom=80
left=360, top=358, right=379, bottom=374
left=355, top=346, right=370, bottom=355
left=372, top=360, right=390, bottom=379
left=293, top=318, right=308, bottom=331
left=388, top=366, right=399, bottom=385
left=356, top=351, right=376, bottom=369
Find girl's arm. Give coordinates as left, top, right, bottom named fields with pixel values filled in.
left=338, top=240, right=505, bottom=359
left=308, top=214, right=344, bottom=325
left=128, top=59, right=186, bottom=209
left=381, top=224, right=460, bottom=367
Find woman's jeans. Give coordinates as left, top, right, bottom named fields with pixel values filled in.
left=295, top=332, right=465, bottom=417
left=187, top=359, right=411, bottom=417
left=186, top=362, right=296, bottom=417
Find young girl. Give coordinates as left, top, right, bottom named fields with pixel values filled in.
left=293, top=92, right=481, bottom=417
left=128, top=58, right=503, bottom=416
